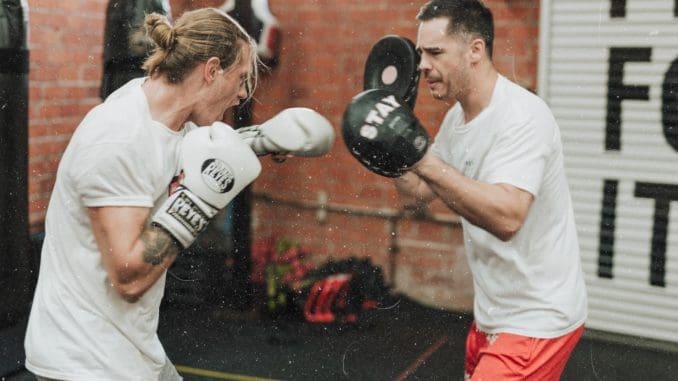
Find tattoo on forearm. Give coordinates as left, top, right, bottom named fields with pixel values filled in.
left=141, top=227, right=180, bottom=265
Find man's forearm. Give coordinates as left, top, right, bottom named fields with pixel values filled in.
left=394, top=171, right=436, bottom=209
left=141, top=224, right=182, bottom=265
left=112, top=224, right=182, bottom=302
left=412, top=154, right=532, bottom=241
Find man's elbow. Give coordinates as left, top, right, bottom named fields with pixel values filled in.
left=108, top=271, right=147, bottom=303
left=110, top=281, right=145, bottom=303
left=119, top=287, right=144, bottom=303
left=493, top=219, right=523, bottom=242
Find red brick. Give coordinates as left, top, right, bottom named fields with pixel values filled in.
left=23, top=0, right=540, bottom=311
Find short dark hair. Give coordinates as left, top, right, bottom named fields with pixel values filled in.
left=417, top=0, right=494, bottom=58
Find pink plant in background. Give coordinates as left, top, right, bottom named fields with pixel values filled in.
left=250, top=237, right=316, bottom=314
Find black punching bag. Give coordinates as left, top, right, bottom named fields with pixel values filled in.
left=175, top=0, right=282, bottom=309
left=101, top=0, right=167, bottom=99
left=227, top=0, right=280, bottom=310
left=0, top=0, right=31, bottom=328
left=162, top=1, right=281, bottom=310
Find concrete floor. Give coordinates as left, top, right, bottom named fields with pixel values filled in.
left=157, top=295, right=677, bottom=381
left=2, top=294, right=676, bottom=380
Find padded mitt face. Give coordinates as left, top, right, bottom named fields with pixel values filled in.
left=363, top=35, right=421, bottom=110
left=342, top=89, right=429, bottom=178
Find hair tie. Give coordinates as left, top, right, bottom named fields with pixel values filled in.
left=167, top=29, right=177, bottom=51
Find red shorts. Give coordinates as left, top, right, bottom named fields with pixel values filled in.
left=464, top=321, right=584, bottom=381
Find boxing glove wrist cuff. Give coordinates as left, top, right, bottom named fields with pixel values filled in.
left=151, top=186, right=218, bottom=248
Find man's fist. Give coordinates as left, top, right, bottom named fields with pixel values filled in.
left=237, top=107, right=335, bottom=157
left=153, top=122, right=261, bottom=248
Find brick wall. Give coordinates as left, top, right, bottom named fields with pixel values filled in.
left=25, top=0, right=540, bottom=311
left=27, top=0, right=107, bottom=233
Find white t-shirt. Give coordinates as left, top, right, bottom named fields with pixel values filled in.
left=431, top=75, right=587, bottom=338
left=25, top=78, right=189, bottom=380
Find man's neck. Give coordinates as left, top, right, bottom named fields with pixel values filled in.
left=460, top=66, right=498, bottom=123
left=142, top=76, right=195, bottom=131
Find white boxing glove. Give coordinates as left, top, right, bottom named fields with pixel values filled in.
left=152, top=122, right=262, bottom=248
left=237, top=107, right=335, bottom=157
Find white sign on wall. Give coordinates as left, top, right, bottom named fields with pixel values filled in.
left=539, top=0, right=678, bottom=343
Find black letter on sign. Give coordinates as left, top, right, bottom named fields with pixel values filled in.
left=634, top=182, right=678, bottom=287
left=662, top=58, right=678, bottom=151
left=606, top=48, right=651, bottom=151
left=675, top=0, right=678, bottom=17
left=598, top=179, right=618, bottom=279
left=610, top=0, right=626, bottom=18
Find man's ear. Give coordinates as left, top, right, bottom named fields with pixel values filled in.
left=203, top=57, right=222, bottom=82
left=469, top=38, right=486, bottom=63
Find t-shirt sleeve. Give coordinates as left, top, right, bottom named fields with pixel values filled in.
left=72, top=143, right=154, bottom=208
left=483, top=118, right=551, bottom=197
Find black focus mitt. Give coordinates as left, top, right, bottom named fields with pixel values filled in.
left=341, top=89, right=429, bottom=178
left=363, top=35, right=421, bottom=110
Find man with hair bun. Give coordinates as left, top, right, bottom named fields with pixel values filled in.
left=23, top=7, right=334, bottom=380
left=24, top=8, right=256, bottom=380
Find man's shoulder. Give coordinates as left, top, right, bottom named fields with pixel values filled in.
left=497, top=76, right=555, bottom=122
left=79, top=88, right=149, bottom=144
left=498, top=75, right=543, bottom=104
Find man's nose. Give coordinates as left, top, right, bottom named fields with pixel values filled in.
left=418, top=55, right=431, bottom=72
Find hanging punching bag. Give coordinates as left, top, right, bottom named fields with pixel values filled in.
left=163, top=0, right=282, bottom=310
left=227, top=0, right=280, bottom=310
left=0, top=0, right=31, bottom=329
left=101, top=0, right=167, bottom=99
